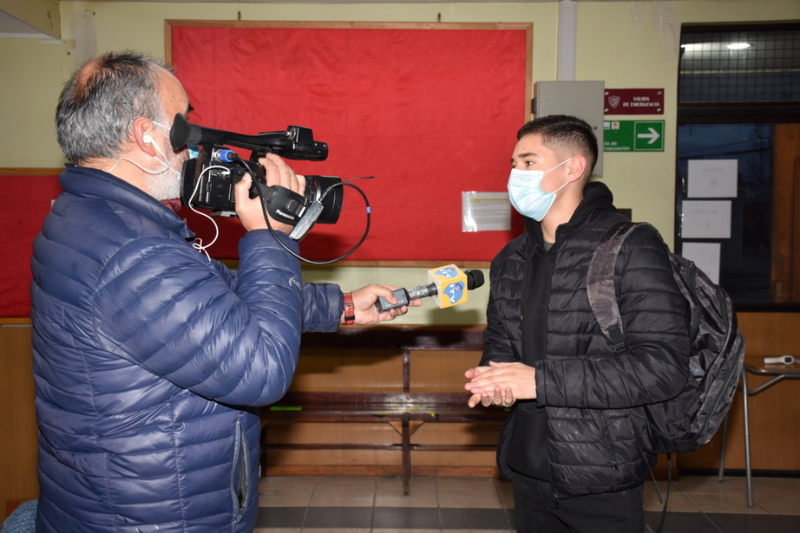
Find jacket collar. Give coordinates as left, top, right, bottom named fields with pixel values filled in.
left=59, top=164, right=195, bottom=241
left=516, top=181, right=617, bottom=257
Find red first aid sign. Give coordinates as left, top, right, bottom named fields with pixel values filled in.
left=604, top=89, right=664, bottom=115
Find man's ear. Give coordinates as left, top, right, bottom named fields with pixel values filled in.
left=131, top=116, right=158, bottom=156
left=566, top=155, right=588, bottom=182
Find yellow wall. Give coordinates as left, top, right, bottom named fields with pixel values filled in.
left=1, top=1, right=798, bottom=325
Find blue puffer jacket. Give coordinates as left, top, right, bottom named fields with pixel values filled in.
left=30, top=165, right=342, bottom=532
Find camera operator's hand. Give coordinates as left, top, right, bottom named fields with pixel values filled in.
left=234, top=153, right=306, bottom=234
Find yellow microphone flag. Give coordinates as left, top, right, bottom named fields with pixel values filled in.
left=427, top=265, right=469, bottom=309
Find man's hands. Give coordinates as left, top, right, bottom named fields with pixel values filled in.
left=345, top=285, right=422, bottom=325
left=464, top=361, right=537, bottom=408
left=234, top=153, right=305, bottom=233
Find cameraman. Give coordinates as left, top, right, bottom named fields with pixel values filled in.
left=30, top=51, right=414, bottom=532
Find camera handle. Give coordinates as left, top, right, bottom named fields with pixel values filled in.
left=236, top=154, right=373, bottom=263
left=240, top=159, right=307, bottom=226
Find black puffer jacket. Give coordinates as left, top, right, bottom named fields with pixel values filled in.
left=482, top=182, right=690, bottom=495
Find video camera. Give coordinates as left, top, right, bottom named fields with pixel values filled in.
left=168, top=113, right=343, bottom=238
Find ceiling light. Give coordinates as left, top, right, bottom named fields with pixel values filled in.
left=727, top=42, right=750, bottom=50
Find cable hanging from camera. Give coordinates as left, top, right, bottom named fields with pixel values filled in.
left=255, top=175, right=374, bottom=265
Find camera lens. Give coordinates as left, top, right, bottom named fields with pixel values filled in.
left=306, top=176, right=342, bottom=224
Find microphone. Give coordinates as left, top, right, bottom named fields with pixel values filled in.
left=376, top=265, right=485, bottom=312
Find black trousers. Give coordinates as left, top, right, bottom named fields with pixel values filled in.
left=512, top=472, right=646, bottom=533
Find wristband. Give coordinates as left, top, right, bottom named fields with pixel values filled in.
left=342, top=293, right=355, bottom=325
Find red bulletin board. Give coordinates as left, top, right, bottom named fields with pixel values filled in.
left=167, top=21, right=531, bottom=263
left=0, top=171, right=63, bottom=317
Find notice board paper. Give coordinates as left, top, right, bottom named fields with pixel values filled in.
left=462, top=191, right=511, bottom=232
left=682, top=200, right=731, bottom=239
left=681, top=242, right=721, bottom=284
left=688, top=160, right=738, bottom=198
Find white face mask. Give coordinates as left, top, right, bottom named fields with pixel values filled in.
left=506, top=158, right=572, bottom=221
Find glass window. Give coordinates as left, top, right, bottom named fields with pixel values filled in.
left=677, top=23, right=800, bottom=308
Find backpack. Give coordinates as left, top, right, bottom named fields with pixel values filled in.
left=587, top=221, right=745, bottom=455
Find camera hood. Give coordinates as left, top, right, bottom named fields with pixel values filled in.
left=168, top=113, right=328, bottom=161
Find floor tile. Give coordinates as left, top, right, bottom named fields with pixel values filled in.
left=302, top=529, right=371, bottom=533
left=437, top=487, right=503, bottom=509
left=304, top=507, right=374, bottom=529
left=373, top=507, right=441, bottom=529
left=643, top=481, right=702, bottom=513
left=250, top=474, right=800, bottom=532
left=376, top=476, right=438, bottom=489
left=315, top=475, right=378, bottom=488
left=310, top=486, right=376, bottom=507
left=725, top=476, right=800, bottom=513
left=674, top=475, right=746, bottom=495
left=258, top=486, right=314, bottom=507
left=436, top=477, right=498, bottom=490
left=686, top=492, right=769, bottom=514
left=255, top=506, right=307, bottom=528
left=441, top=530, right=511, bottom=533
left=374, top=530, right=440, bottom=533
left=439, top=508, right=512, bottom=530
left=375, top=477, right=439, bottom=508
left=644, top=511, right=722, bottom=533
left=705, top=512, right=800, bottom=533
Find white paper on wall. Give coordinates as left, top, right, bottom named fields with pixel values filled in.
left=681, top=242, right=721, bottom=284
left=681, top=200, right=731, bottom=239
left=687, top=159, right=738, bottom=198
left=462, top=192, right=511, bottom=232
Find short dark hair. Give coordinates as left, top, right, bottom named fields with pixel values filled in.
left=517, top=115, right=598, bottom=176
left=55, top=51, right=168, bottom=163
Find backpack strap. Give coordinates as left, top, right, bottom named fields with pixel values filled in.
left=586, top=221, right=643, bottom=354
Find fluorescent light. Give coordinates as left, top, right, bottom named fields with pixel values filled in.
left=726, top=42, right=750, bottom=50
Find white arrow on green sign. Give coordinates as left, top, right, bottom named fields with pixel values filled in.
left=603, top=120, right=665, bottom=152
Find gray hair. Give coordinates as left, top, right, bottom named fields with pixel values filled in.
left=56, top=51, right=169, bottom=163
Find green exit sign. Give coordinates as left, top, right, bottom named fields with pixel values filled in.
left=604, top=120, right=665, bottom=152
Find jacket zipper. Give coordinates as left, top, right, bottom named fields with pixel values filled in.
left=598, top=410, right=619, bottom=471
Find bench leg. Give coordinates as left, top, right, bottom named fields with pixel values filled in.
left=402, top=418, right=410, bottom=495
left=260, top=421, right=268, bottom=478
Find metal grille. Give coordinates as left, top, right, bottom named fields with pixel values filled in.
left=679, top=27, right=800, bottom=103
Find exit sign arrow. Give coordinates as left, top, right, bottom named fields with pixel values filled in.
left=637, top=127, right=660, bottom=144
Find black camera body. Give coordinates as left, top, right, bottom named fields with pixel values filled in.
left=170, top=114, right=342, bottom=228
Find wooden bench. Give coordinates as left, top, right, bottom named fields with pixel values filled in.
left=259, top=326, right=508, bottom=495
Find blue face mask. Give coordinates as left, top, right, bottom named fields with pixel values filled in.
left=507, top=158, right=572, bottom=221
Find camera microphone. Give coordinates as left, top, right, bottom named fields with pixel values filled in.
left=376, top=265, right=485, bottom=312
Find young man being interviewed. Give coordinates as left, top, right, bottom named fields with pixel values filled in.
left=465, top=115, right=689, bottom=533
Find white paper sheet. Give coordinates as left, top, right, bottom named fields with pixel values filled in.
left=682, top=200, right=731, bottom=239
left=681, top=242, right=721, bottom=284
left=462, top=192, right=511, bottom=232
left=687, top=160, right=738, bottom=198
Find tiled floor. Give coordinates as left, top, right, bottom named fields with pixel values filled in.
left=254, top=474, right=800, bottom=532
